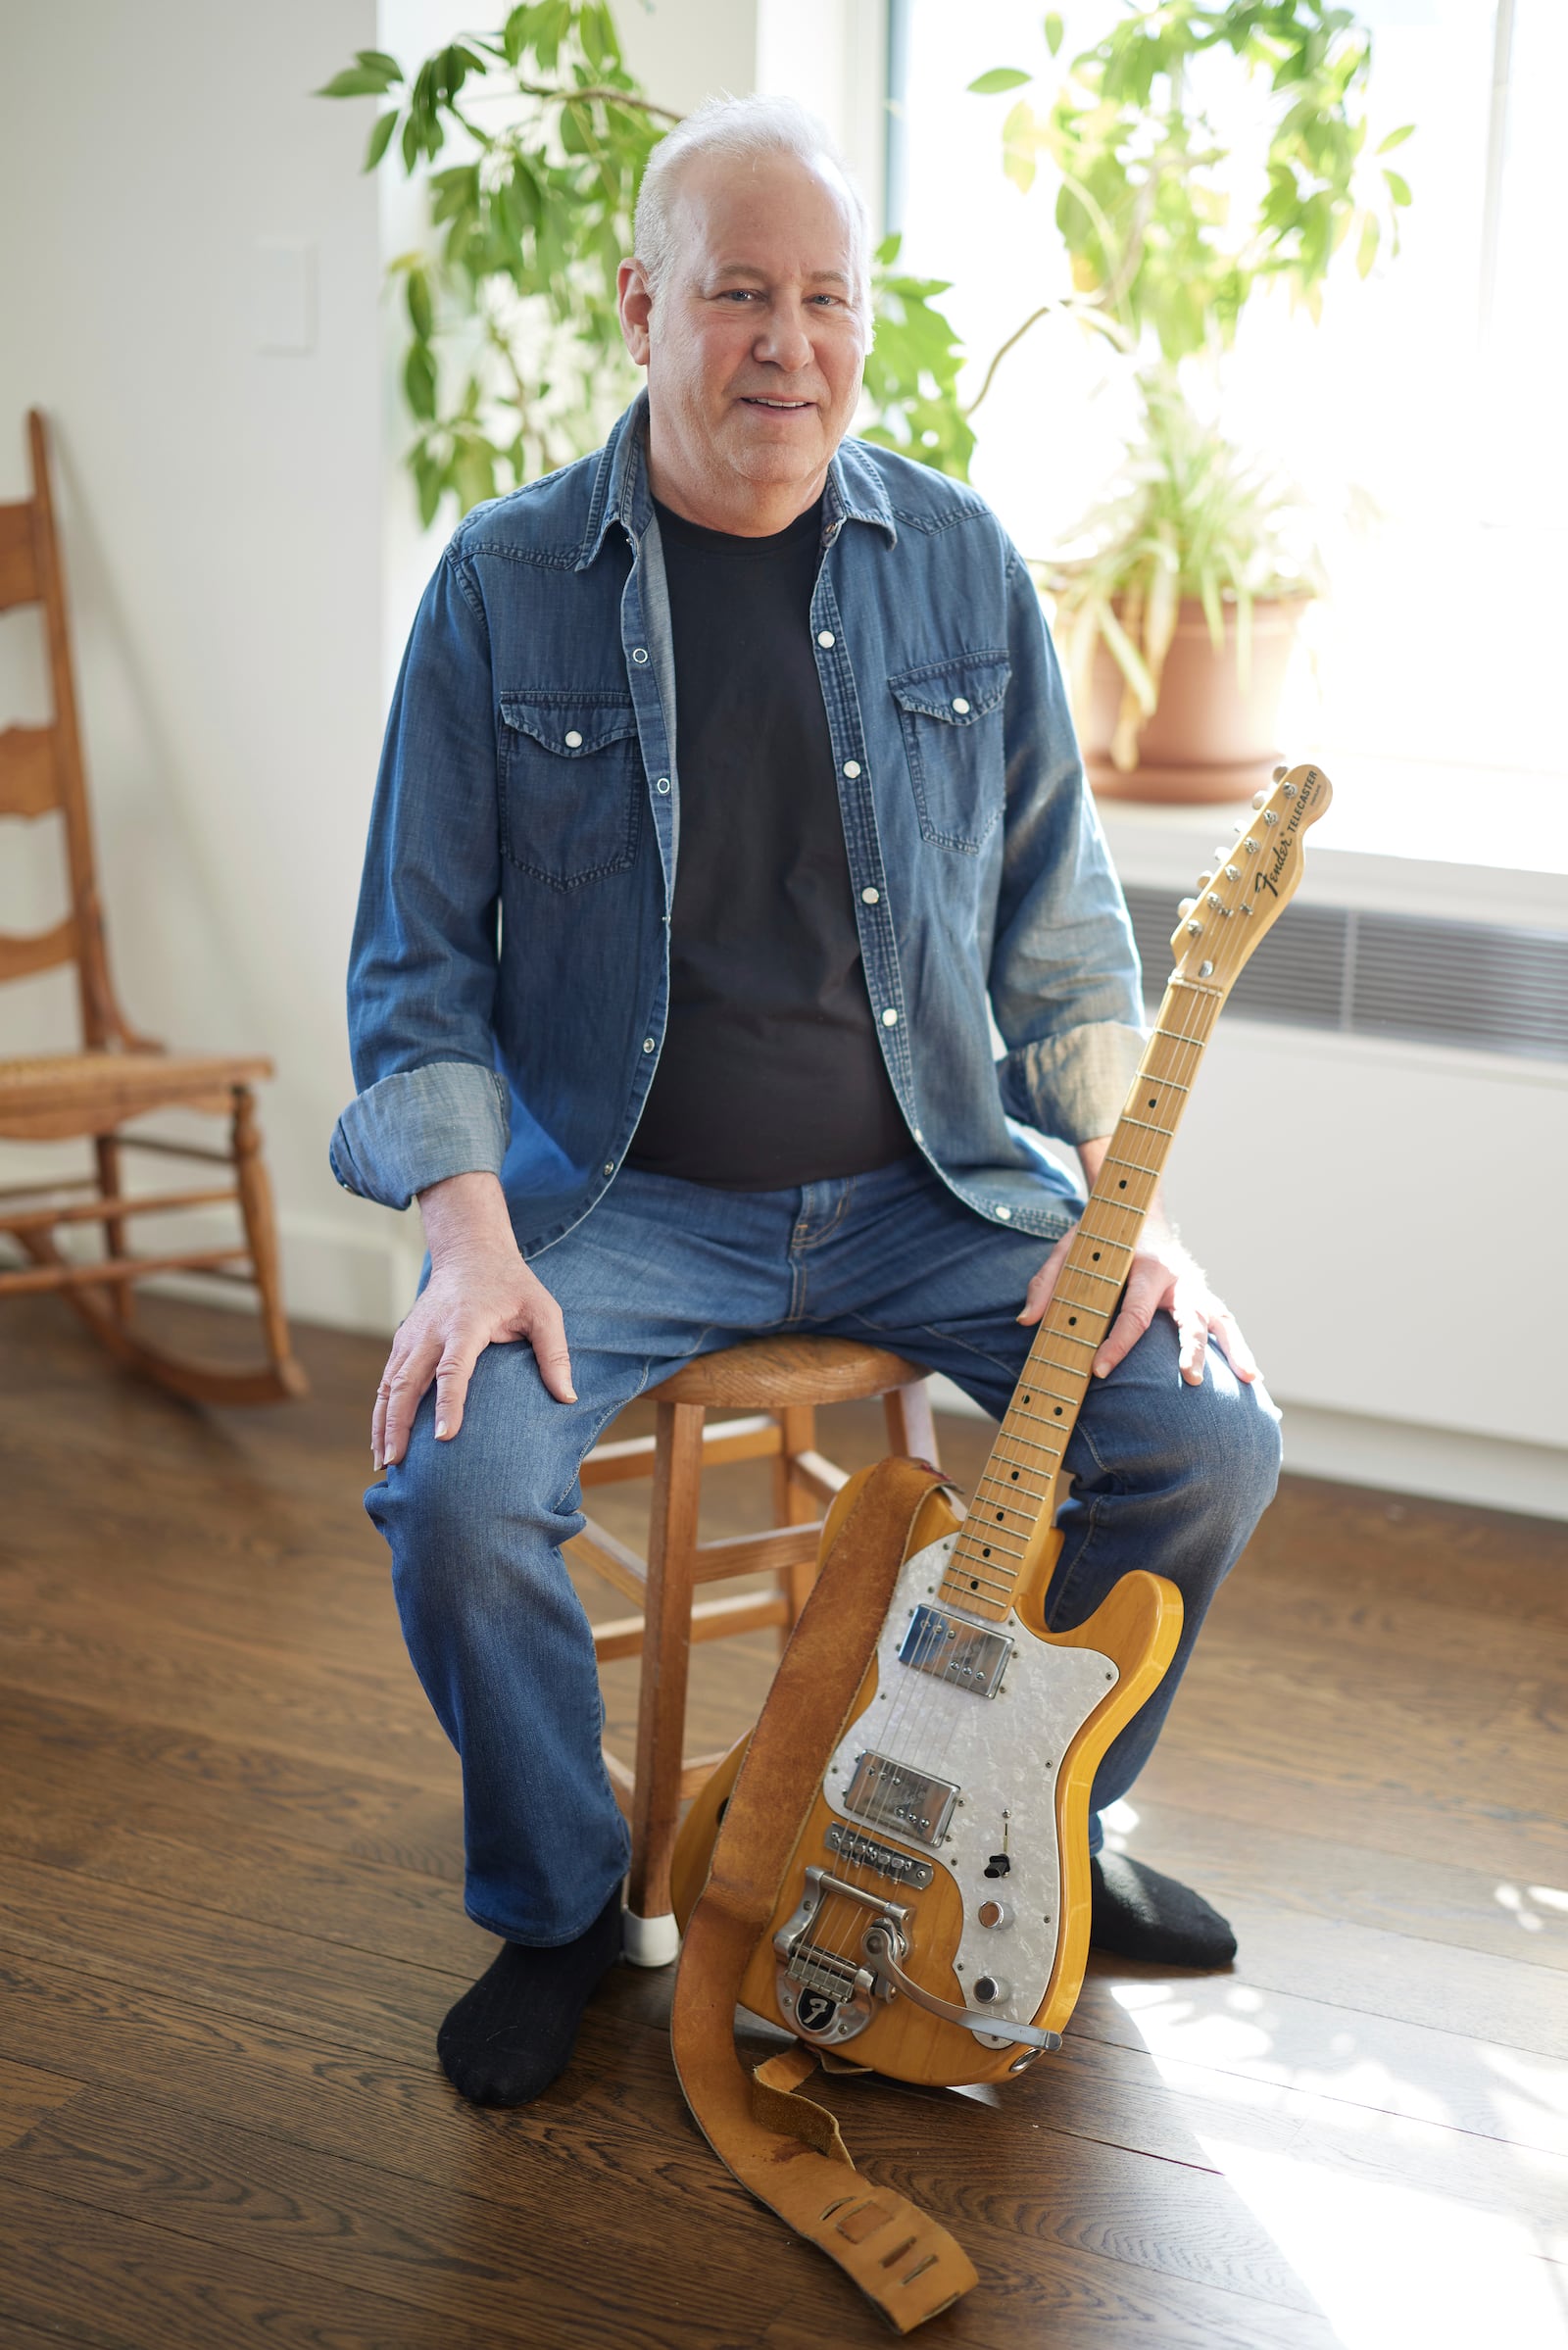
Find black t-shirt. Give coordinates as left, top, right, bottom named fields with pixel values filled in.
left=626, top=495, right=910, bottom=1190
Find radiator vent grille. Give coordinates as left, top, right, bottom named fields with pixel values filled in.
left=1121, top=887, right=1568, bottom=1062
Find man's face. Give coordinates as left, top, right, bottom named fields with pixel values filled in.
left=620, top=148, right=868, bottom=528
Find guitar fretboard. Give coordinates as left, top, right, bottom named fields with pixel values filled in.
left=938, top=976, right=1223, bottom=1624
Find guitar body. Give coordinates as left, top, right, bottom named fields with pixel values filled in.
left=672, top=1467, right=1181, bottom=2087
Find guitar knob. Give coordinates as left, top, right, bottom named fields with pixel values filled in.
left=977, top=1898, right=1014, bottom=1930
left=972, top=1974, right=1012, bottom=2005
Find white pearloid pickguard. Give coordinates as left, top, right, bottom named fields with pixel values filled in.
left=820, top=1532, right=1116, bottom=2035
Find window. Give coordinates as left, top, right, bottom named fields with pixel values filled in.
left=892, top=0, right=1568, bottom=866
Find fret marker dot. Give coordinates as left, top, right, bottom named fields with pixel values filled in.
left=1118, top=1180, right=1127, bottom=1189
left=1010, top=1470, right=1019, bottom=1481
left=1092, top=1251, right=1101, bottom=1261
left=970, top=1579, right=980, bottom=1590
left=981, top=1547, right=991, bottom=1559
left=1149, top=1098, right=1157, bottom=1108
left=995, top=1510, right=1004, bottom=1522
left=1068, top=1316, right=1077, bottom=1326
left=1054, top=1406, right=1063, bottom=1416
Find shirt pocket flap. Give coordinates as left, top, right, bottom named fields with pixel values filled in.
left=888, top=654, right=1011, bottom=726
left=500, top=695, right=640, bottom=757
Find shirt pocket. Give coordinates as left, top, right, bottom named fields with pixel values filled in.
left=888, top=653, right=1011, bottom=854
left=498, top=692, right=644, bottom=889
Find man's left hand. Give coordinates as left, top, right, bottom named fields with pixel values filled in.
left=1017, top=1206, right=1259, bottom=1389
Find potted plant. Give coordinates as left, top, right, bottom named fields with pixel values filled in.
left=970, top=0, right=1413, bottom=803
left=318, top=3, right=971, bottom=523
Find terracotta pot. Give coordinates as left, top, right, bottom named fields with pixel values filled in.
left=1079, top=595, right=1308, bottom=806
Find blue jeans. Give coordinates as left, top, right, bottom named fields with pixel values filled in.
left=368, top=1157, right=1282, bottom=1945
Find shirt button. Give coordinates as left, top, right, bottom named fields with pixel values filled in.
left=952, top=696, right=970, bottom=714
left=843, top=759, right=861, bottom=778
left=631, top=647, right=649, bottom=665
left=996, top=1205, right=1012, bottom=1220
left=656, top=776, right=671, bottom=794
left=912, top=1128, right=924, bottom=1145
left=642, top=1037, right=655, bottom=1053
left=603, top=1162, right=614, bottom=1177
left=860, top=886, right=880, bottom=906
left=564, top=729, right=583, bottom=748
left=881, top=1007, right=899, bottom=1028
left=816, top=629, right=835, bottom=648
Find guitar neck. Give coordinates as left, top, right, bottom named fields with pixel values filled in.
left=938, top=972, right=1224, bottom=1626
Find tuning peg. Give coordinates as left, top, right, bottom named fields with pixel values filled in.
left=1177, top=898, right=1197, bottom=919
left=1232, top=820, right=1246, bottom=835
left=1197, top=871, right=1213, bottom=890
left=1250, top=788, right=1269, bottom=810
left=1224, top=864, right=1240, bottom=880
left=1272, top=764, right=1288, bottom=783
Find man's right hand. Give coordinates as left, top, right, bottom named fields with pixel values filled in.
left=372, top=1171, right=575, bottom=1470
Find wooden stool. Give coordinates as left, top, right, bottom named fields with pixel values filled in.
left=571, top=1336, right=938, bottom=1965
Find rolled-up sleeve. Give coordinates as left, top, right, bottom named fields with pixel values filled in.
left=329, top=540, right=511, bottom=1211
left=989, top=550, right=1145, bottom=1144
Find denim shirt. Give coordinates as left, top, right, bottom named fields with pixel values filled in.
left=331, top=394, right=1144, bottom=1254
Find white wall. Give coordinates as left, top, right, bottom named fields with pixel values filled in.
left=0, top=0, right=416, bottom=1327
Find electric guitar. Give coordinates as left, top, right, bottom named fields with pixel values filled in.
left=670, top=762, right=1333, bottom=2091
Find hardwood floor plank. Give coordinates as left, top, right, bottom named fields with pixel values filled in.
left=0, top=2174, right=546, bottom=2350
left=0, top=2050, right=85, bottom=2151
left=0, top=1853, right=466, bottom=2057
left=1067, top=1965, right=1568, bottom=2156
left=1115, top=1794, right=1568, bottom=1972
left=0, top=1687, right=466, bottom=1879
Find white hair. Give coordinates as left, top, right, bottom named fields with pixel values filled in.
left=632, top=94, right=872, bottom=317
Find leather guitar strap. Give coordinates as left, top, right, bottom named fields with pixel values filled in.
left=670, top=1456, right=980, bottom=2333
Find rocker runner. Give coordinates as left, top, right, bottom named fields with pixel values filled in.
left=331, top=96, right=1282, bottom=2110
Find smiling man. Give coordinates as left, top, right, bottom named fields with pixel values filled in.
left=331, top=97, right=1282, bottom=2110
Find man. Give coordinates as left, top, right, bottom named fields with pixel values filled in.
left=332, top=96, right=1281, bottom=2111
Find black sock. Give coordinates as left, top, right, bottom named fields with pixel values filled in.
left=1090, top=1851, right=1237, bottom=1969
left=437, top=1887, right=623, bottom=2107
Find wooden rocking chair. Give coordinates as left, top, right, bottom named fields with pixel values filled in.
left=0, top=410, right=307, bottom=1404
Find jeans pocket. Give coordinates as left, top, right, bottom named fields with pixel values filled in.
left=889, top=651, right=1010, bottom=854
left=499, top=691, right=644, bottom=889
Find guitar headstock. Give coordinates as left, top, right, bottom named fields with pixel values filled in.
left=1167, top=761, right=1334, bottom=997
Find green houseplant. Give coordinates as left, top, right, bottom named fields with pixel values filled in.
left=971, top=0, right=1413, bottom=800
left=318, top=3, right=972, bottom=523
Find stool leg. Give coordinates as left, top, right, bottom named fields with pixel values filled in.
left=774, top=1401, right=818, bottom=1651
left=885, top=1378, right=939, bottom=1468
left=625, top=1397, right=704, bottom=1965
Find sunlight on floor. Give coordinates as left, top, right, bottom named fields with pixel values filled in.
left=1193, top=2137, right=1567, bottom=2350
left=1107, top=1976, right=1568, bottom=2346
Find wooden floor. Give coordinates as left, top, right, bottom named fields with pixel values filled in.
left=1, top=1296, right=1565, bottom=2350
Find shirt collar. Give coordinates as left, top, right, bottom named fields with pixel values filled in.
left=578, top=393, right=899, bottom=569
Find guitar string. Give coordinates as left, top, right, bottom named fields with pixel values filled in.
left=793, top=996, right=1217, bottom=2025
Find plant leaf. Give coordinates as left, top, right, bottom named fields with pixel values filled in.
left=1044, top=13, right=1064, bottom=59
left=363, top=111, right=398, bottom=171
left=317, top=65, right=398, bottom=98
left=968, top=67, right=1033, bottom=95
left=1384, top=168, right=1412, bottom=207
left=1377, top=122, right=1414, bottom=154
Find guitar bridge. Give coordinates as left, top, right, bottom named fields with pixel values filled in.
left=773, top=1867, right=911, bottom=2047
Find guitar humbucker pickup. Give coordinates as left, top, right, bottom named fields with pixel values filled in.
left=844, top=1751, right=959, bottom=1849
left=898, top=1604, right=1013, bottom=1698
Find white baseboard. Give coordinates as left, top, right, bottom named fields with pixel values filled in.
left=1271, top=1401, right=1568, bottom=1523
left=929, top=1379, right=1566, bottom=1523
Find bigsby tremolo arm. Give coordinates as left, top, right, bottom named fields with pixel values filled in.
left=860, top=1923, right=1062, bottom=2053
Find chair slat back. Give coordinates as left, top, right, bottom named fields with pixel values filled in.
left=0, top=504, right=39, bottom=611
left=1, top=413, right=130, bottom=1050
left=0, top=724, right=61, bottom=819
